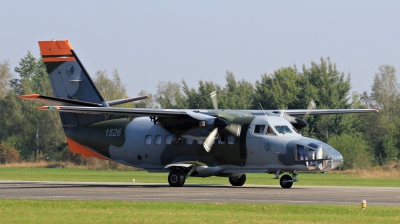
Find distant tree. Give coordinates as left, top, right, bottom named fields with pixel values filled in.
left=221, top=72, right=254, bottom=109
left=8, top=52, right=64, bottom=160
left=300, top=58, right=351, bottom=141
left=254, top=66, right=300, bottom=110
left=94, top=69, right=127, bottom=102
left=370, top=65, right=399, bottom=124
left=0, top=144, right=21, bottom=164
left=364, top=65, right=400, bottom=162
left=156, top=81, right=187, bottom=108
left=0, top=60, right=13, bottom=99
left=328, top=133, right=372, bottom=170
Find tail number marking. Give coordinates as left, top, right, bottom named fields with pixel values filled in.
left=106, top=128, right=122, bottom=137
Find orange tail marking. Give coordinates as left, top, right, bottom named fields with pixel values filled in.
left=38, top=40, right=76, bottom=62
left=18, top=94, right=40, bottom=99
left=66, top=138, right=109, bottom=160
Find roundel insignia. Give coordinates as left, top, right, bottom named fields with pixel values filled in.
left=65, top=64, right=75, bottom=76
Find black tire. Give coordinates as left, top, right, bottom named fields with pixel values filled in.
left=168, top=169, right=185, bottom=187
left=280, top=174, right=293, bottom=188
left=229, top=174, right=246, bottom=186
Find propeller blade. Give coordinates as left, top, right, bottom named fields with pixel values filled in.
left=281, top=110, right=296, bottom=123
left=203, top=128, right=218, bottom=152
left=303, top=100, right=316, bottom=120
left=281, top=110, right=308, bottom=131
left=225, top=123, right=241, bottom=137
left=210, top=91, right=218, bottom=110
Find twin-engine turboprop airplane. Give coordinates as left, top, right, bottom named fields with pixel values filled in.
left=19, top=40, right=378, bottom=188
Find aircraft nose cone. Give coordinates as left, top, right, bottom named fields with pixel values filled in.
left=319, top=143, right=343, bottom=171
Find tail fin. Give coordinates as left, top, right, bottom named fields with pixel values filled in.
left=39, top=40, right=106, bottom=126
left=39, top=40, right=107, bottom=106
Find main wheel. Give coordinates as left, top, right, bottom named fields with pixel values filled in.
left=168, top=170, right=185, bottom=187
left=229, top=174, right=246, bottom=186
left=280, top=174, right=293, bottom=188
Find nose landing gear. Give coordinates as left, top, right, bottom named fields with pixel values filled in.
left=279, top=172, right=298, bottom=189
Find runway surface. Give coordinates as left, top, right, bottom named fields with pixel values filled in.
left=1, top=180, right=399, bottom=205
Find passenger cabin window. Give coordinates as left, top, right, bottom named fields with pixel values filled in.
left=274, top=126, right=292, bottom=134
left=228, top=135, right=235, bottom=144
left=155, top=135, right=162, bottom=145
left=186, top=138, right=193, bottom=145
left=218, top=135, right=225, bottom=144
left=144, top=135, right=152, bottom=145
left=253, top=125, right=266, bottom=134
left=165, top=135, right=173, bottom=145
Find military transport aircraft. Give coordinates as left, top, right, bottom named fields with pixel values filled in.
left=19, top=40, right=378, bottom=188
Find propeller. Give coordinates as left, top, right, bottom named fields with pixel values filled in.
left=203, top=128, right=218, bottom=152
left=280, top=100, right=315, bottom=132
left=203, top=91, right=241, bottom=152
left=303, top=100, right=316, bottom=120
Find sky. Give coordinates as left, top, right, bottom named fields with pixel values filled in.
left=1, top=1, right=400, bottom=98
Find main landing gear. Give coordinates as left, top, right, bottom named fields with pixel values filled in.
left=167, top=166, right=196, bottom=187
left=168, top=169, right=185, bottom=187
left=276, top=171, right=298, bottom=189
left=229, top=174, right=246, bottom=186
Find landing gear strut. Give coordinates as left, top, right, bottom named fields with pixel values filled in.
left=279, top=172, right=298, bottom=189
left=229, top=174, right=246, bottom=186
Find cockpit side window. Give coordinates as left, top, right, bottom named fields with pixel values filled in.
left=253, top=125, right=266, bottom=134
left=265, top=125, right=276, bottom=135
left=274, top=125, right=292, bottom=134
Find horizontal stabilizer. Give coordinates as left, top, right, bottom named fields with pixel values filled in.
left=107, top=95, right=149, bottom=106
left=34, top=105, right=188, bottom=117
left=18, top=94, right=101, bottom=107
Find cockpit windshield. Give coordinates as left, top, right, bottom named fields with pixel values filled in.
left=274, top=126, right=292, bottom=134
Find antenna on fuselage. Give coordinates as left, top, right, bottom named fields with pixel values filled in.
left=258, top=102, right=267, bottom=116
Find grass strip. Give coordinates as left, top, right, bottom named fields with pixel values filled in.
left=1, top=167, right=400, bottom=187
left=0, top=199, right=399, bottom=224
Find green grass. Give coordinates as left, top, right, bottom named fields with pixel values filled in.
left=1, top=167, right=400, bottom=187
left=1, top=169, right=399, bottom=223
left=0, top=199, right=398, bottom=224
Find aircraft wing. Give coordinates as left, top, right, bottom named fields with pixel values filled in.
left=276, top=109, right=379, bottom=116
left=36, top=105, right=378, bottom=118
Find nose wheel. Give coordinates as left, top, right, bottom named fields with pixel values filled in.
left=279, top=172, right=298, bottom=189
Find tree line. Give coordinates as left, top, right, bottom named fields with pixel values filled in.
left=0, top=51, right=399, bottom=170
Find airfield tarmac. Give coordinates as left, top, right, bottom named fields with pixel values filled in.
left=1, top=180, right=399, bottom=206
